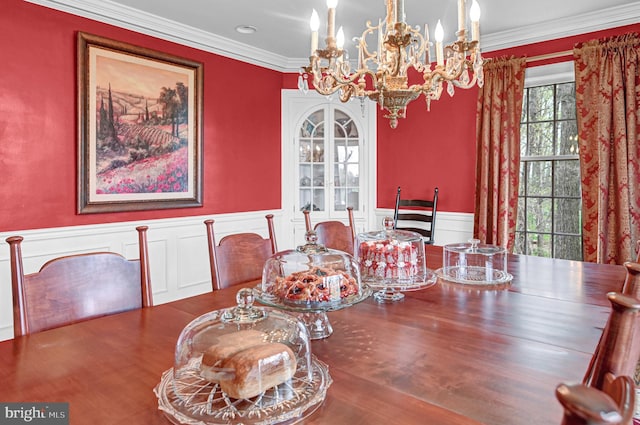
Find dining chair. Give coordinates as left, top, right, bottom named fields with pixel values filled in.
left=583, top=292, right=640, bottom=390
left=7, top=226, right=153, bottom=337
left=393, top=186, right=439, bottom=244
left=302, top=206, right=356, bottom=255
left=204, top=214, right=277, bottom=290
left=556, top=374, right=635, bottom=425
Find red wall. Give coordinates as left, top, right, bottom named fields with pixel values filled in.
left=2, top=0, right=638, bottom=232
left=0, top=0, right=282, bottom=232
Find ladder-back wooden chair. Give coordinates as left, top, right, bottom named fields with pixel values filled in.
left=7, top=226, right=153, bottom=337
left=302, top=206, right=356, bottom=255
left=556, top=374, right=635, bottom=425
left=205, top=214, right=277, bottom=290
left=393, top=186, right=439, bottom=244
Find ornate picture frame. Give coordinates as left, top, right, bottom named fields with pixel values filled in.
left=77, top=32, right=203, bottom=214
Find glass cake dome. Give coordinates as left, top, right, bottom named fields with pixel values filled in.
left=260, top=231, right=363, bottom=308
left=354, top=217, right=435, bottom=302
left=154, top=288, right=332, bottom=425
left=438, top=239, right=513, bottom=285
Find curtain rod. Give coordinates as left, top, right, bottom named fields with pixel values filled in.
left=526, top=50, right=573, bottom=63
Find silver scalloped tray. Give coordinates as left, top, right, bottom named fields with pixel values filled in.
left=155, top=356, right=331, bottom=425
left=362, top=269, right=438, bottom=292
left=435, top=266, right=513, bottom=286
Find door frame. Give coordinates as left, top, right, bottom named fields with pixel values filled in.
left=281, top=89, right=377, bottom=248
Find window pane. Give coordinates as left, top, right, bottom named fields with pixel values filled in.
left=519, top=162, right=526, bottom=195
left=334, top=164, right=346, bottom=186
left=334, top=188, right=346, bottom=211
left=300, top=189, right=312, bottom=211
left=515, top=232, right=525, bottom=254
left=526, top=161, right=552, bottom=196
left=347, top=164, right=359, bottom=185
left=554, top=160, right=580, bottom=197
left=526, top=233, right=552, bottom=257
left=529, top=86, right=554, bottom=121
left=520, top=124, right=528, bottom=157
left=526, top=198, right=552, bottom=232
left=299, top=140, right=311, bottom=162
left=556, top=120, right=578, bottom=155
left=554, top=235, right=582, bottom=261
left=313, top=188, right=324, bottom=211
left=556, top=83, right=576, bottom=120
left=527, top=122, right=554, bottom=156
left=517, top=197, right=525, bottom=231
left=554, top=198, right=581, bottom=234
left=347, top=189, right=359, bottom=210
left=312, top=164, right=324, bottom=186
left=521, top=90, right=528, bottom=122
left=312, top=141, right=324, bottom=163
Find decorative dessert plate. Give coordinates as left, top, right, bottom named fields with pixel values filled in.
left=155, top=356, right=331, bottom=425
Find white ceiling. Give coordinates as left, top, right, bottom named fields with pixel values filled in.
left=29, top=0, right=640, bottom=71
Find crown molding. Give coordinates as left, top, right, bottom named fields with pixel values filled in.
left=481, top=3, right=640, bottom=52
left=24, top=0, right=293, bottom=71
left=25, top=0, right=640, bottom=73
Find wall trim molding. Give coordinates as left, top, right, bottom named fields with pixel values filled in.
left=25, top=0, right=640, bottom=73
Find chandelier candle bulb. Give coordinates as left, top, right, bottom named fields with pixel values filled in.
left=310, top=10, right=320, bottom=55
left=336, top=27, right=345, bottom=63
left=470, top=0, right=481, bottom=42
left=326, top=0, right=338, bottom=41
left=458, top=0, right=466, bottom=33
left=396, top=0, right=405, bottom=24
left=424, top=24, right=430, bottom=63
left=435, top=20, right=444, bottom=66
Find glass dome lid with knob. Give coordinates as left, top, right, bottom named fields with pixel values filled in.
left=256, top=230, right=371, bottom=340
left=436, top=238, right=513, bottom=286
left=154, top=288, right=332, bottom=425
left=355, top=217, right=437, bottom=303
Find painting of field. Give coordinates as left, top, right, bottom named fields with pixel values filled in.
left=94, top=53, right=190, bottom=195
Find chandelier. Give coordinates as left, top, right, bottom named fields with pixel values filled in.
left=300, top=0, right=483, bottom=128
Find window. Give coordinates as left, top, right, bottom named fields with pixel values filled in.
left=515, top=75, right=582, bottom=261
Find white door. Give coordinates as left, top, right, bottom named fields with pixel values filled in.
left=281, top=90, right=376, bottom=248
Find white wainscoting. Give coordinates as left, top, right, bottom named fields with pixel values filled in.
left=373, top=209, right=474, bottom=246
left=0, top=209, right=473, bottom=341
left=0, top=210, right=283, bottom=341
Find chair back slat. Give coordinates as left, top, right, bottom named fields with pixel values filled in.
left=394, top=186, right=439, bottom=244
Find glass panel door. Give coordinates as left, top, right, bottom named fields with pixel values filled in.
left=297, top=106, right=362, bottom=218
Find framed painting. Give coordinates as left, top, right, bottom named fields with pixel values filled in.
left=77, top=32, right=203, bottom=213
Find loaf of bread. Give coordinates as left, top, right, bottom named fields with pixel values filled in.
left=200, top=329, right=266, bottom=381
left=219, top=342, right=297, bottom=400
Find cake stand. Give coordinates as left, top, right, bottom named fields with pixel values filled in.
left=253, top=286, right=372, bottom=340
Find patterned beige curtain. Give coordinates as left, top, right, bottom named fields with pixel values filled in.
left=574, top=33, right=640, bottom=264
left=473, top=57, right=526, bottom=251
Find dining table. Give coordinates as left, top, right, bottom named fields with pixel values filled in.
left=0, top=245, right=629, bottom=425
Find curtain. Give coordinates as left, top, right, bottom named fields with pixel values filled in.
left=473, top=56, right=526, bottom=251
left=574, top=33, right=640, bottom=264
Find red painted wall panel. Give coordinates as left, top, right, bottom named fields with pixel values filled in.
left=0, top=0, right=281, bottom=232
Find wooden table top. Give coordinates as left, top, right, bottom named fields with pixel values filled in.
left=0, top=246, right=627, bottom=425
